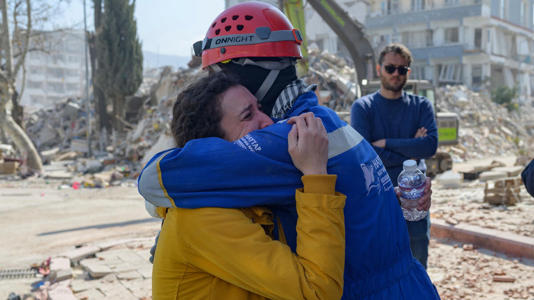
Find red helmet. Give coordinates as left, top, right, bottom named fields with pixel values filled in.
left=194, top=1, right=302, bottom=69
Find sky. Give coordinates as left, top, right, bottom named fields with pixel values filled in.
left=55, top=0, right=226, bottom=57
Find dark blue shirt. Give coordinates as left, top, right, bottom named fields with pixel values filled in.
left=522, top=159, right=534, bottom=197
left=351, top=91, right=438, bottom=185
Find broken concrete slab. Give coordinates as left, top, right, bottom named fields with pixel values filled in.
left=72, top=287, right=105, bottom=299
left=47, top=285, right=77, bottom=300
left=491, top=166, right=524, bottom=177
left=479, top=171, right=508, bottom=182
left=79, top=258, right=112, bottom=279
left=116, top=270, right=142, bottom=280
left=70, top=279, right=94, bottom=293
left=59, top=246, right=100, bottom=264
left=50, top=257, right=71, bottom=272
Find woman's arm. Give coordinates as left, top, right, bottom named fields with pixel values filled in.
left=174, top=174, right=345, bottom=300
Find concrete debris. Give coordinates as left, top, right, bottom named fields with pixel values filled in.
left=484, top=177, right=523, bottom=206
left=435, top=85, right=534, bottom=161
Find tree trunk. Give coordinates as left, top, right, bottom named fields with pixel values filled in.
left=11, top=90, right=24, bottom=128
left=0, top=108, right=43, bottom=173
left=112, top=94, right=125, bottom=134
left=88, top=32, right=111, bottom=133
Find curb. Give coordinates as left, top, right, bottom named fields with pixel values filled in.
left=430, top=219, right=534, bottom=259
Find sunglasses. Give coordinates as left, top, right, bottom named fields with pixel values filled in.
left=383, top=65, right=410, bottom=75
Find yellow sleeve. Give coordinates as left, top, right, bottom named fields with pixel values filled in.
left=180, top=174, right=346, bottom=300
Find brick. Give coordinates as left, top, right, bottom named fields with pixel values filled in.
left=431, top=219, right=534, bottom=259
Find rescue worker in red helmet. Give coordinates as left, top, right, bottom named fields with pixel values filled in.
left=142, top=2, right=440, bottom=300
left=193, top=1, right=305, bottom=118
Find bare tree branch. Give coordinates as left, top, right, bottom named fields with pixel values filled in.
left=18, top=60, right=26, bottom=100
left=13, top=0, right=31, bottom=76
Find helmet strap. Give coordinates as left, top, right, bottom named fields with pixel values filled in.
left=254, top=69, right=280, bottom=103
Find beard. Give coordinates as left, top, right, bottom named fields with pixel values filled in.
left=381, top=75, right=407, bottom=93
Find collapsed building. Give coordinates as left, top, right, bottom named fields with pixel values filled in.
left=0, top=50, right=532, bottom=185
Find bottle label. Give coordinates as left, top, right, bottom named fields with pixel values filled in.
left=398, top=181, right=426, bottom=200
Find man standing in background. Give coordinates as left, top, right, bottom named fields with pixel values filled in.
left=351, top=43, right=438, bottom=268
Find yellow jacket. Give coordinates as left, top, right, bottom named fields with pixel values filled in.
left=152, top=175, right=346, bottom=300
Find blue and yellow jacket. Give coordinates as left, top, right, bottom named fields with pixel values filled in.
left=139, top=91, right=440, bottom=299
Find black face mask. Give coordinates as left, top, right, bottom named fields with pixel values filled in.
left=220, top=62, right=297, bottom=116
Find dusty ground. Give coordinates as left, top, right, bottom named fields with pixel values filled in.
left=1, top=160, right=534, bottom=299
left=428, top=240, right=534, bottom=300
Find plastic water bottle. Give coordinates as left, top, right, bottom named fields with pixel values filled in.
left=418, top=159, right=427, bottom=176
left=398, top=160, right=428, bottom=221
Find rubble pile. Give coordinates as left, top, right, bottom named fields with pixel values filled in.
left=436, top=85, right=534, bottom=161
left=306, top=48, right=358, bottom=111
left=3, top=51, right=532, bottom=186
left=429, top=240, right=534, bottom=300
left=24, top=98, right=89, bottom=155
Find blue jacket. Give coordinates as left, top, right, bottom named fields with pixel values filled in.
left=522, top=159, right=534, bottom=197
left=351, top=91, right=438, bottom=185
left=138, top=92, right=440, bottom=299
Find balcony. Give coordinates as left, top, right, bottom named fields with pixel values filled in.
left=366, top=3, right=483, bottom=29
left=410, top=45, right=465, bottom=60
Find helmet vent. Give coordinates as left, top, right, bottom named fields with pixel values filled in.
left=232, top=15, right=239, bottom=20
left=211, top=22, right=216, bottom=28
left=215, top=29, right=221, bottom=35
left=225, top=26, right=231, bottom=32
left=237, top=25, right=244, bottom=31
left=221, top=17, right=227, bottom=23
left=245, top=15, right=253, bottom=21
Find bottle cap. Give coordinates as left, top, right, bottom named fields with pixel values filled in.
left=403, top=159, right=417, bottom=170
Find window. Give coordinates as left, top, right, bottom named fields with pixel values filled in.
left=444, top=27, right=459, bottom=43
left=47, top=82, right=65, bottom=93
left=381, top=0, right=399, bottom=15
left=438, top=64, right=462, bottom=83
left=426, top=29, right=433, bottom=47
left=474, top=28, right=482, bottom=49
left=66, top=83, right=79, bottom=91
left=472, top=65, right=482, bottom=86
left=27, top=80, right=43, bottom=89
left=411, top=0, right=425, bottom=11
left=411, top=65, right=425, bottom=80
left=499, top=0, right=506, bottom=19
left=47, top=67, right=65, bottom=77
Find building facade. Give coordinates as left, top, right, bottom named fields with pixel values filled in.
left=16, top=30, right=88, bottom=109
left=225, top=0, right=534, bottom=101
left=365, top=0, right=534, bottom=101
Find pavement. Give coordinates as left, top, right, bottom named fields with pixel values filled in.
left=2, top=171, right=534, bottom=299
left=0, top=179, right=160, bottom=299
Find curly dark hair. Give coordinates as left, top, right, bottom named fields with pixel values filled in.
left=171, top=72, right=240, bottom=147
left=377, top=43, right=413, bottom=67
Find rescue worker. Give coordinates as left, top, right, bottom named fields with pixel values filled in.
left=139, top=2, right=440, bottom=299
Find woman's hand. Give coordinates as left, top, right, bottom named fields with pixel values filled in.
left=287, top=112, right=328, bottom=175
